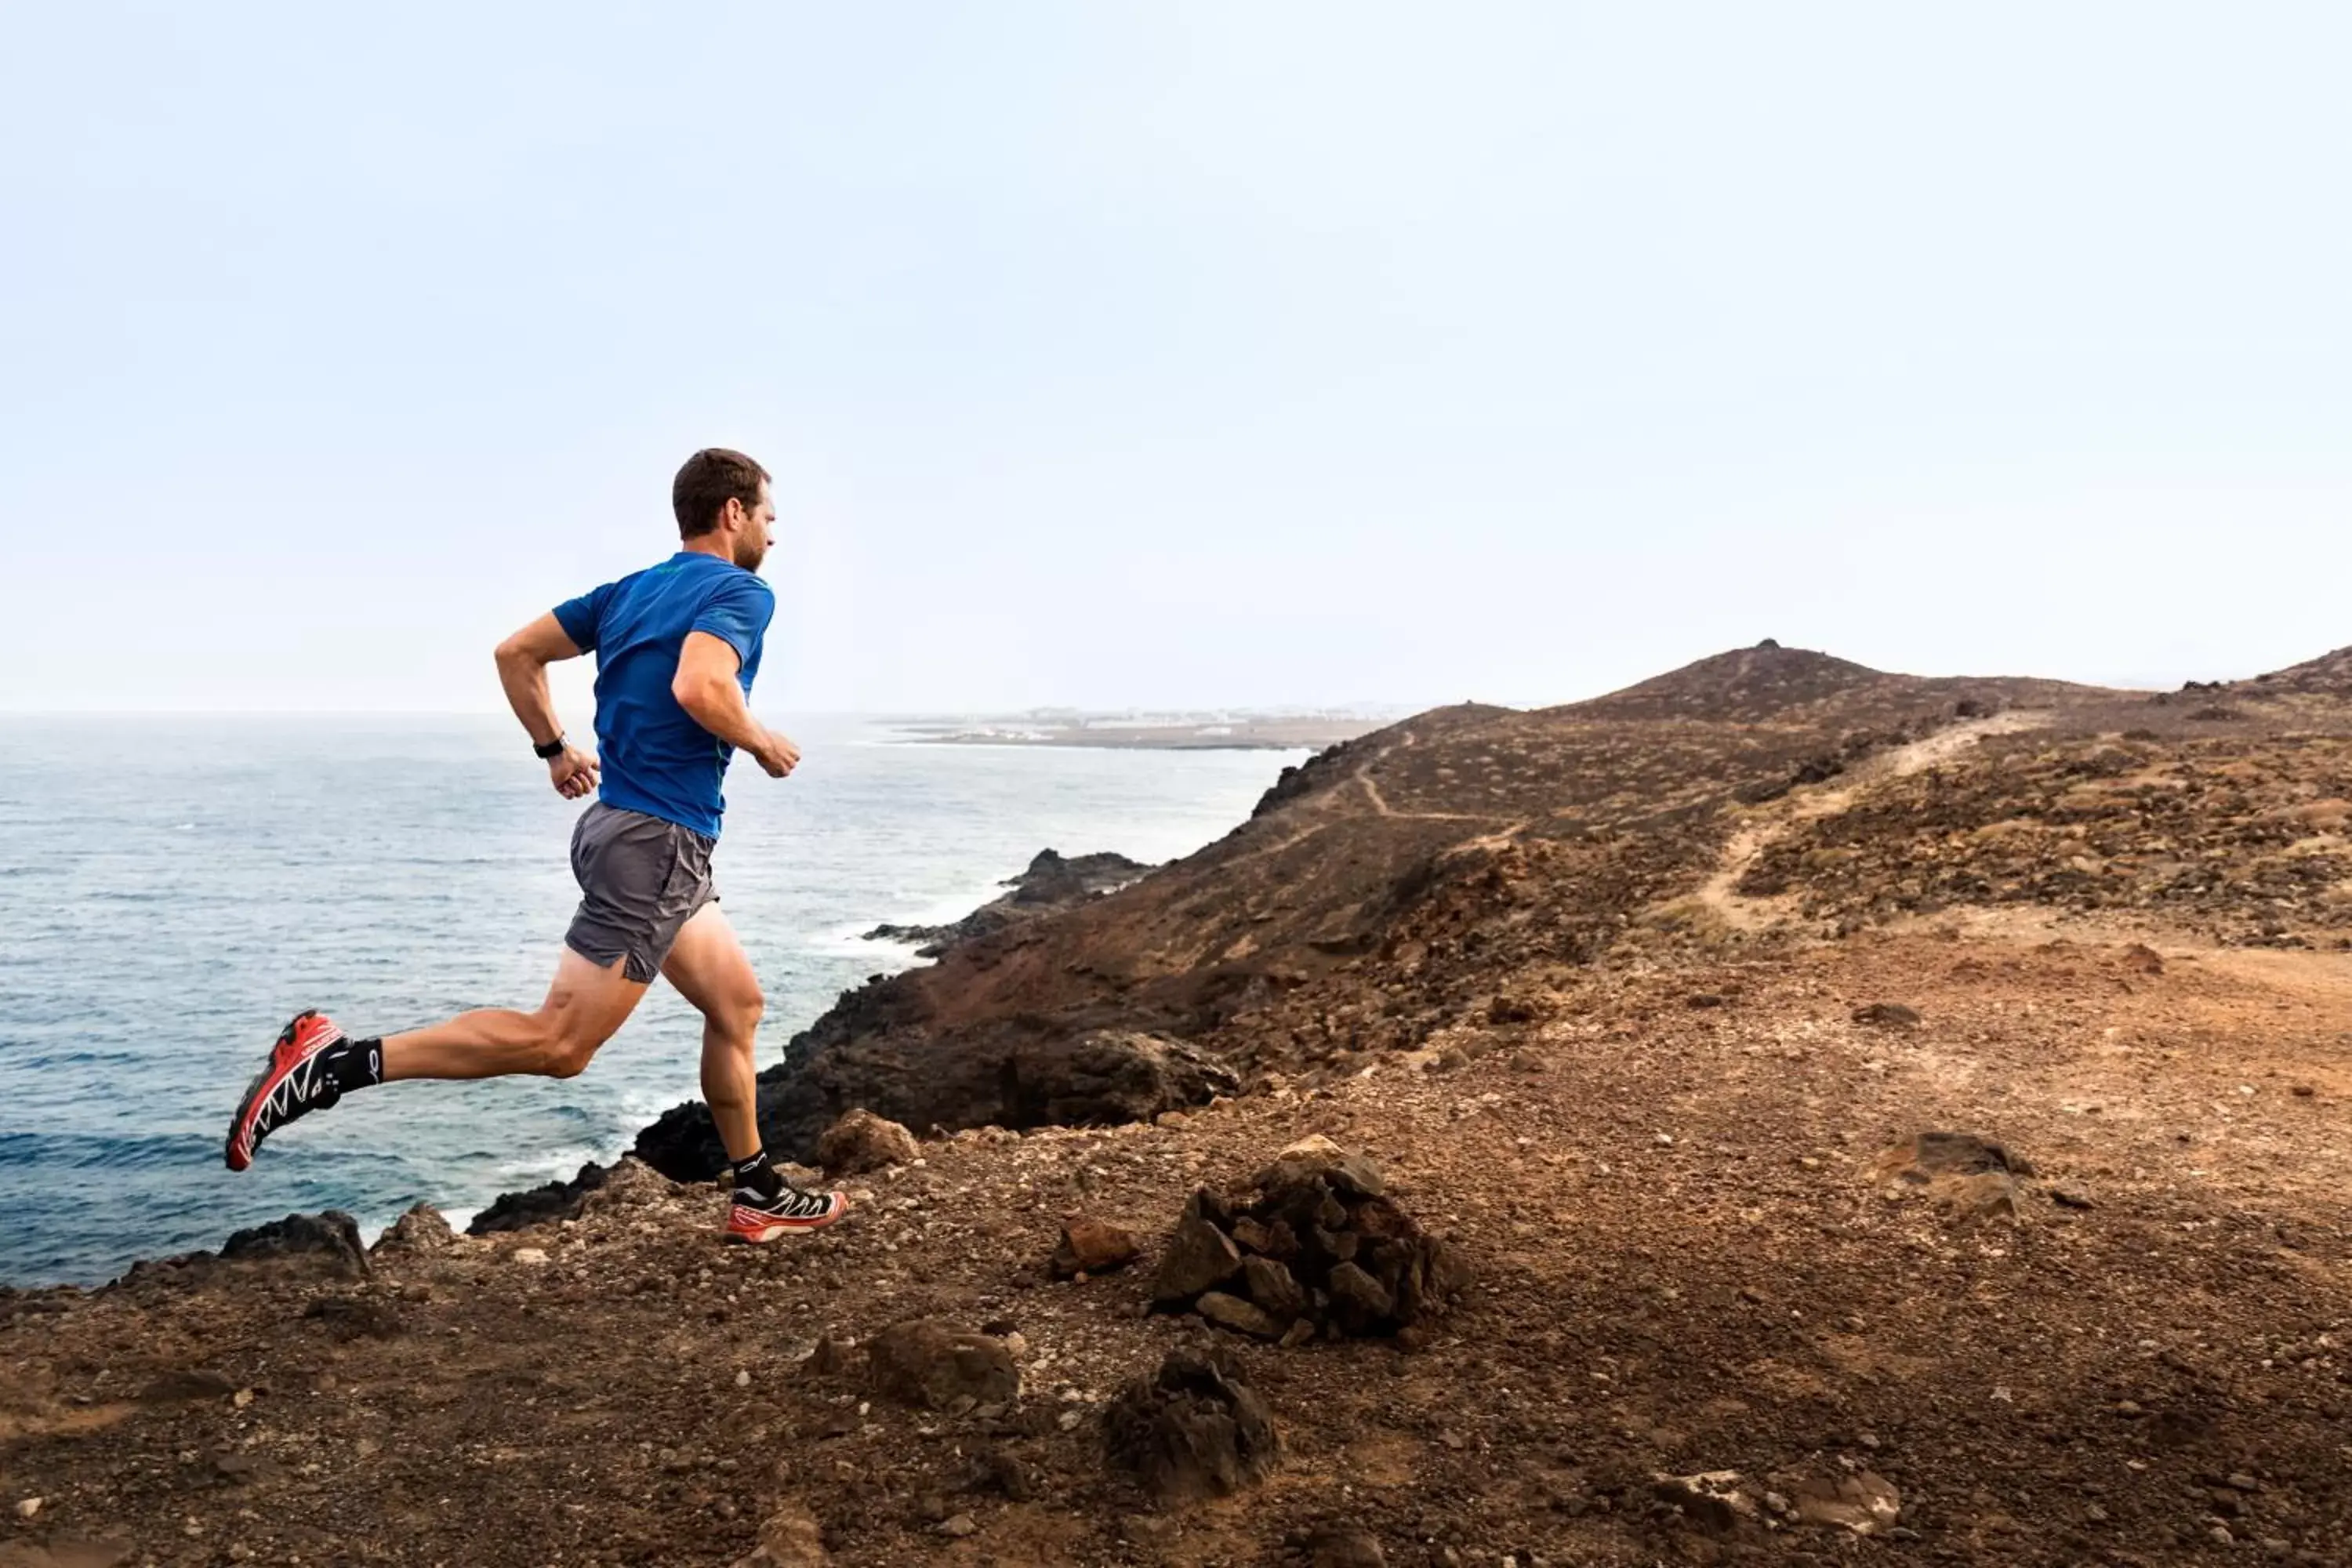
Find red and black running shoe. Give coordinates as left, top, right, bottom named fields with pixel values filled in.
left=724, top=1182, right=849, bottom=1244
left=223, top=1011, right=356, bottom=1171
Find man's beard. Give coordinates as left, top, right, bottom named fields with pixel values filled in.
left=732, top=537, right=767, bottom=572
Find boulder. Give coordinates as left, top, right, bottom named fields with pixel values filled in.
left=815, top=1109, right=919, bottom=1176
left=1851, top=1002, right=1922, bottom=1028
left=372, top=1203, right=455, bottom=1254
left=867, top=1320, right=1018, bottom=1412
left=1002, top=1031, right=1241, bottom=1129
left=1051, top=1218, right=1142, bottom=1279
left=1105, top=1348, right=1281, bottom=1503
left=632, top=1025, right=1238, bottom=1182
left=219, top=1211, right=368, bottom=1277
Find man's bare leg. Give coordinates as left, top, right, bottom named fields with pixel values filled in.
left=662, top=902, right=847, bottom=1239
left=381, top=947, right=649, bottom=1082
left=659, top=904, right=764, bottom=1162
left=223, top=946, right=649, bottom=1172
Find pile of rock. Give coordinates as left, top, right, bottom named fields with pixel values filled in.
left=1151, top=1136, right=1468, bottom=1344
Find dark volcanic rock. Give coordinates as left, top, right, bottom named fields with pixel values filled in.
left=863, top=848, right=1154, bottom=957
left=1325, top=1261, right=1396, bottom=1334
left=1004, top=1031, right=1240, bottom=1128
left=867, top=1319, right=1018, bottom=1412
left=633, top=1029, right=1237, bottom=1181
left=1252, top=740, right=1359, bottom=818
left=469, top=1163, right=608, bottom=1236
left=1240, top=1255, right=1308, bottom=1321
left=115, top=1211, right=371, bottom=1290
left=1152, top=1205, right=1243, bottom=1305
left=1852, top=1001, right=1922, bottom=1028
left=221, top=1211, right=368, bottom=1277
left=1105, top=1348, right=1280, bottom=1504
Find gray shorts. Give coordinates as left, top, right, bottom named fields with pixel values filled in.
left=564, top=802, right=717, bottom=983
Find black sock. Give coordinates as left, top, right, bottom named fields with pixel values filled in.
left=731, top=1149, right=783, bottom=1200
left=319, top=1036, right=384, bottom=1096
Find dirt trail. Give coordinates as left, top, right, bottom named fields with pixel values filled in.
left=1693, top=711, right=2050, bottom=931
left=1355, top=728, right=1514, bottom=826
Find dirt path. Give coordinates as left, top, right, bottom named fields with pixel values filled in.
left=1226, top=728, right=1518, bottom=876
left=1693, top=710, right=2050, bottom=931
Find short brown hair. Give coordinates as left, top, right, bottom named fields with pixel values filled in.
left=672, top=448, right=771, bottom=538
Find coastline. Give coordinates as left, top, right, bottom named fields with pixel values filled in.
left=887, top=713, right=1388, bottom=752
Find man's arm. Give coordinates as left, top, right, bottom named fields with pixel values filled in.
left=494, top=613, right=601, bottom=800
left=672, top=630, right=798, bottom=778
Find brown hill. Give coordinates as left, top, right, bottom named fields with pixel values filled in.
left=637, top=646, right=2140, bottom=1174
left=1563, top=639, right=2107, bottom=726
left=1561, top=640, right=1901, bottom=722
left=2242, top=642, right=2352, bottom=697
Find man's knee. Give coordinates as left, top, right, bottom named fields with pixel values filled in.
left=530, top=1018, right=609, bottom=1079
left=708, top=986, right=764, bottom=1040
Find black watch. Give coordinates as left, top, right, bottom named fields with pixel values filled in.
left=533, top=735, right=569, bottom=760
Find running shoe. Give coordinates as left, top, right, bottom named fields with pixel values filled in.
left=223, top=1011, right=358, bottom=1171
left=724, top=1182, right=849, bottom=1243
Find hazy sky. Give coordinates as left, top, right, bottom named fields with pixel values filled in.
left=4, top=4, right=2347, bottom=715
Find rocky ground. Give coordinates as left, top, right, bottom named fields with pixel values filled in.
left=7, top=641, right=2352, bottom=1567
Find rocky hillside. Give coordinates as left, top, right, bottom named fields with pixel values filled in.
left=8, top=640, right=2352, bottom=1568
left=637, top=642, right=2128, bottom=1176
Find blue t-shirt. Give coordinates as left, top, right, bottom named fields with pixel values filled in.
left=552, top=552, right=775, bottom=840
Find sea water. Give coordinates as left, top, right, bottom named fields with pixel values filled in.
left=0, top=716, right=1297, bottom=1286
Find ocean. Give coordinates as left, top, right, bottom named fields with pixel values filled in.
left=0, top=717, right=1298, bottom=1287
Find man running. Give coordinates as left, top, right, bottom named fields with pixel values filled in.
left=224, top=448, right=847, bottom=1243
